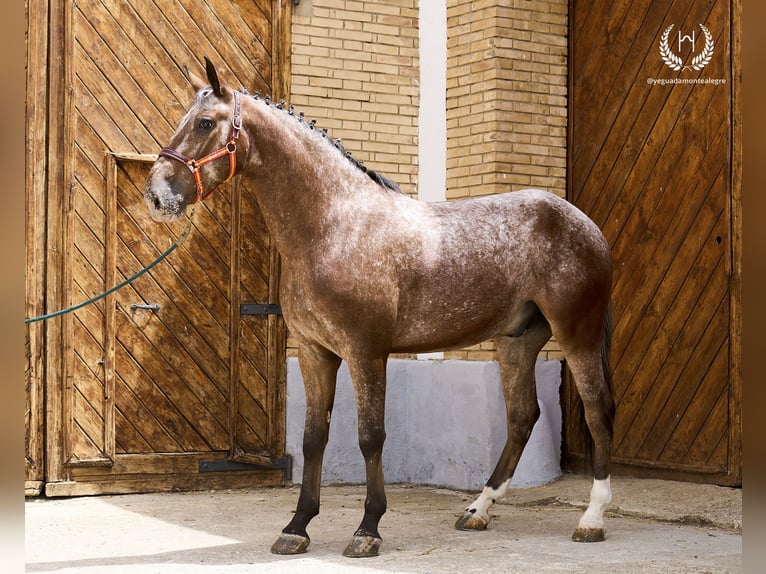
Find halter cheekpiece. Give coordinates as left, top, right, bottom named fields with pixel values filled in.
left=159, top=90, right=242, bottom=203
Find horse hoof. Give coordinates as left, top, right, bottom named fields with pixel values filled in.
left=455, top=509, right=489, bottom=531
left=572, top=527, right=605, bottom=542
left=342, top=535, right=382, bottom=558
left=271, top=533, right=310, bottom=555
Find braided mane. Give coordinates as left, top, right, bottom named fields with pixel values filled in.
left=239, top=90, right=401, bottom=193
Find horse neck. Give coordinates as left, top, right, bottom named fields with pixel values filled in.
left=237, top=97, right=377, bottom=259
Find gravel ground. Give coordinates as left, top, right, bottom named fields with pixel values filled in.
left=25, top=474, right=742, bottom=573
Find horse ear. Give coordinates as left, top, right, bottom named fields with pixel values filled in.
left=204, top=56, right=224, bottom=97
left=185, top=64, right=207, bottom=93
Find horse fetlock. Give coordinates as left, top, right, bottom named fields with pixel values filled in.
left=572, top=476, right=611, bottom=542
left=270, top=532, right=311, bottom=555
left=456, top=479, right=509, bottom=531
left=342, top=534, right=382, bottom=558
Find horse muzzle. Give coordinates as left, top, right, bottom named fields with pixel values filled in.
left=144, top=181, right=188, bottom=223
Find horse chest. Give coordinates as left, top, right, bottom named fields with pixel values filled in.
left=280, top=258, right=399, bottom=344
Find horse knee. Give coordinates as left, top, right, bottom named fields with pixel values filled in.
left=302, top=419, right=331, bottom=462
left=358, top=426, right=386, bottom=458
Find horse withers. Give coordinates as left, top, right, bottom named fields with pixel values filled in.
left=143, top=58, right=615, bottom=558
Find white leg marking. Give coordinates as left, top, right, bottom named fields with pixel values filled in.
left=465, top=478, right=512, bottom=522
left=577, top=476, right=612, bottom=530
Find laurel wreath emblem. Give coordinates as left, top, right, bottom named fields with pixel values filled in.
left=660, top=25, right=683, bottom=70
left=691, top=25, right=714, bottom=70
left=659, top=24, right=715, bottom=72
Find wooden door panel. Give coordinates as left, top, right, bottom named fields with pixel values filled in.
left=113, top=161, right=232, bottom=455
left=230, top=180, right=284, bottom=461
left=566, top=0, right=739, bottom=485
left=39, top=0, right=289, bottom=495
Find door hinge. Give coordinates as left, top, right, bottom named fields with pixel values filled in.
left=240, top=303, right=282, bottom=316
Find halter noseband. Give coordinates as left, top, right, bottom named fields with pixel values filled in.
left=159, top=90, right=242, bottom=203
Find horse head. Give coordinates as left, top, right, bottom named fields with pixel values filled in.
left=144, top=58, right=244, bottom=222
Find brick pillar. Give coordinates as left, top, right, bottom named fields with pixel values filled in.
left=446, top=0, right=568, bottom=201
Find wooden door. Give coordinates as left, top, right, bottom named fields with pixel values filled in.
left=565, top=0, right=741, bottom=485
left=29, top=0, right=292, bottom=496
left=25, top=0, right=50, bottom=496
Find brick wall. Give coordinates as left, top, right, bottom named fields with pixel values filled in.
left=290, top=0, right=419, bottom=196
left=288, top=0, right=568, bottom=361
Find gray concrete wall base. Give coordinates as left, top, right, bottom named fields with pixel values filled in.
left=286, top=358, right=562, bottom=492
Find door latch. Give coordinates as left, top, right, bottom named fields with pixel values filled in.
left=130, top=303, right=160, bottom=312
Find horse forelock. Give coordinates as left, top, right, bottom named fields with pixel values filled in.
left=238, top=90, right=401, bottom=193
left=194, top=87, right=214, bottom=103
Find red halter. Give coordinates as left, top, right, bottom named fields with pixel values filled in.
left=159, top=90, right=242, bottom=203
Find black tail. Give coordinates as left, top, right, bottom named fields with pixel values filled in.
left=601, top=302, right=616, bottom=422
left=580, top=302, right=616, bottom=474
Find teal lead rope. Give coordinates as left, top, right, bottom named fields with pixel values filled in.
left=24, top=207, right=197, bottom=324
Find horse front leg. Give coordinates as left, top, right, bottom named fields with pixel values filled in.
left=271, top=344, right=341, bottom=555
left=456, top=315, right=551, bottom=531
left=343, top=356, right=388, bottom=558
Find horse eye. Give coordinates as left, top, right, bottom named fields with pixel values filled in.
left=199, top=118, right=214, bottom=130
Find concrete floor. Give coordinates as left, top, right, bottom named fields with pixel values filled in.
left=25, top=474, right=742, bottom=573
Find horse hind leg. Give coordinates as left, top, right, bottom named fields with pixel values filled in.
left=456, top=312, right=552, bottom=531
left=559, top=310, right=615, bottom=543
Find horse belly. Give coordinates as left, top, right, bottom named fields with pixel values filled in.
left=390, top=292, right=529, bottom=353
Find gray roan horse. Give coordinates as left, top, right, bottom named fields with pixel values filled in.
left=144, top=59, right=615, bottom=558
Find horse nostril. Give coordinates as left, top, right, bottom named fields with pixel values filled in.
left=153, top=195, right=162, bottom=211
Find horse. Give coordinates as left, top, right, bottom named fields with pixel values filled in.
left=143, top=58, right=615, bottom=558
